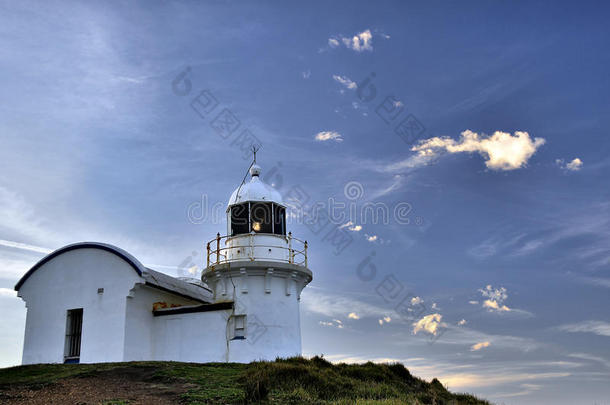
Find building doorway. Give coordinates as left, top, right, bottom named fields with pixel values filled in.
left=64, top=308, right=83, bottom=363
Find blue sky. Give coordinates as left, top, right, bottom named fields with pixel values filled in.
left=1, top=1, right=609, bottom=403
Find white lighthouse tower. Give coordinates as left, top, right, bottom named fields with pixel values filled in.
left=202, top=156, right=312, bottom=362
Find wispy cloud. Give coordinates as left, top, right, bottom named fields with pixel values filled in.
left=411, top=130, right=545, bottom=171
left=301, top=288, right=389, bottom=319
left=557, top=320, right=610, bottom=337
left=0, top=239, right=52, bottom=254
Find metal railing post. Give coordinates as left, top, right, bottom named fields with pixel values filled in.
left=304, top=240, right=308, bottom=267
left=288, top=232, right=293, bottom=263
left=206, top=241, right=210, bottom=267
left=216, top=233, right=221, bottom=265
left=249, top=231, right=254, bottom=260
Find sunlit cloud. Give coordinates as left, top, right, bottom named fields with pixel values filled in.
left=479, top=285, right=511, bottom=312
left=366, top=235, right=378, bottom=242
left=470, top=341, right=491, bottom=351
left=556, top=157, right=583, bottom=171
left=348, top=312, right=360, bottom=320
left=458, top=319, right=467, bottom=326
left=483, top=299, right=511, bottom=312
left=411, top=296, right=423, bottom=305
left=412, top=313, right=445, bottom=336
left=315, top=131, right=343, bottom=142
left=411, top=130, right=545, bottom=171
left=379, top=315, right=392, bottom=325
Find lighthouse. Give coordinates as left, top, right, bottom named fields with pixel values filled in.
left=202, top=158, right=313, bottom=361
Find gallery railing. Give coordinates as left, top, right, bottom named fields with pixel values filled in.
left=206, top=232, right=307, bottom=268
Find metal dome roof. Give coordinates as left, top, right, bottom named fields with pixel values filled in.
left=228, top=164, right=283, bottom=208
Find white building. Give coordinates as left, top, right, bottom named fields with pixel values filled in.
left=15, top=162, right=312, bottom=364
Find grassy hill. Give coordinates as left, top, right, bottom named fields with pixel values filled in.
left=0, top=356, right=490, bottom=404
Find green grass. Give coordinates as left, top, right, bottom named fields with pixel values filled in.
left=0, top=357, right=490, bottom=405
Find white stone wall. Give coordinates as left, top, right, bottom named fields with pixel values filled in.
left=227, top=273, right=302, bottom=362
left=152, top=311, right=230, bottom=362
left=123, top=285, right=200, bottom=361
left=18, top=248, right=141, bottom=364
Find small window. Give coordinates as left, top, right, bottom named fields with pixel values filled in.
left=273, top=204, right=286, bottom=235
left=230, top=314, right=246, bottom=340
left=64, top=308, right=83, bottom=363
left=230, top=203, right=250, bottom=235
left=251, top=203, right=273, bottom=234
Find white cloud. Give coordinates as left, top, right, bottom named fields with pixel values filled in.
left=0, top=288, right=17, bottom=298
left=458, top=319, right=467, bottom=326
left=342, top=29, right=373, bottom=52
left=556, top=157, right=583, bottom=171
left=470, top=341, right=491, bottom=351
left=411, top=130, right=546, bottom=171
left=340, top=221, right=363, bottom=232
left=366, top=235, right=378, bottom=242
left=558, top=320, right=610, bottom=337
left=348, top=312, right=360, bottom=320
left=332, top=74, right=357, bottom=90
left=413, top=313, right=445, bottom=336
left=315, top=131, right=343, bottom=142
left=328, top=29, right=376, bottom=52
left=301, top=70, right=311, bottom=79
left=468, top=300, right=479, bottom=305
